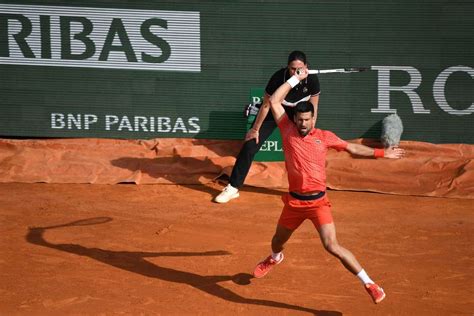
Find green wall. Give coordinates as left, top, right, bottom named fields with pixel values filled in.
left=0, top=0, right=472, bottom=144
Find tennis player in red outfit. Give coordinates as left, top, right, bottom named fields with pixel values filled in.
left=253, top=67, right=405, bottom=304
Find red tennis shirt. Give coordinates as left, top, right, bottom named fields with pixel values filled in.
left=278, top=115, right=348, bottom=193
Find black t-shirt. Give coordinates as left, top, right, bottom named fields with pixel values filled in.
left=265, top=67, right=320, bottom=118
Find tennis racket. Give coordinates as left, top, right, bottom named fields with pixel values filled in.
left=298, top=67, right=370, bottom=75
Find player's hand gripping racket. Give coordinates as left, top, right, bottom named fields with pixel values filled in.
left=297, top=67, right=370, bottom=75
left=245, top=67, right=370, bottom=118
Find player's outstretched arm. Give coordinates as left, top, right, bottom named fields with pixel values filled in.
left=269, top=68, right=308, bottom=123
left=346, top=143, right=405, bottom=159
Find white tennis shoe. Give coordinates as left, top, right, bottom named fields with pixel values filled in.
left=215, top=184, right=239, bottom=203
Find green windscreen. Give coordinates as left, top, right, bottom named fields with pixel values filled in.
left=0, top=0, right=472, bottom=145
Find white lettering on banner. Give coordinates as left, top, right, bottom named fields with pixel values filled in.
left=118, top=116, right=133, bottom=131
left=158, top=117, right=171, bottom=132
left=0, top=4, right=201, bottom=71
left=52, top=113, right=98, bottom=129
left=68, top=114, right=81, bottom=129
left=172, top=118, right=187, bottom=133
left=188, top=117, right=200, bottom=133
left=372, top=65, right=473, bottom=116
left=51, top=113, right=65, bottom=129
left=134, top=116, right=148, bottom=131
left=371, top=66, right=428, bottom=114
left=54, top=113, right=200, bottom=134
left=105, top=115, right=119, bottom=131
left=252, top=96, right=262, bottom=104
left=84, top=114, right=98, bottom=129
left=433, top=66, right=474, bottom=116
left=260, top=140, right=283, bottom=152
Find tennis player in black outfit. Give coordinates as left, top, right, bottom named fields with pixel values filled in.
left=215, top=51, right=321, bottom=203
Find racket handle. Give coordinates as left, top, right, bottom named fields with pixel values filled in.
left=295, top=69, right=326, bottom=75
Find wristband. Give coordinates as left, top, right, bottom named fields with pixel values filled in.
left=374, top=148, right=385, bottom=158
left=287, top=75, right=300, bottom=88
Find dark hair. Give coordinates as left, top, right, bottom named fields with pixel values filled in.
left=295, top=101, right=314, bottom=115
left=287, top=50, right=307, bottom=65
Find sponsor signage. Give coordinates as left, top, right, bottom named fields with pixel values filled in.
left=0, top=2, right=471, bottom=145
left=248, top=88, right=284, bottom=162
left=371, top=66, right=473, bottom=116
left=50, top=113, right=201, bottom=134
left=0, top=4, right=201, bottom=71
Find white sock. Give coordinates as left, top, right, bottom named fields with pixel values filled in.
left=357, top=269, right=374, bottom=285
left=271, top=252, right=282, bottom=261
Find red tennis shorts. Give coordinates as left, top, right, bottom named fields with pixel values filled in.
left=278, top=192, right=333, bottom=230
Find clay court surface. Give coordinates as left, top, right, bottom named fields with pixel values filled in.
left=1, top=182, right=472, bottom=315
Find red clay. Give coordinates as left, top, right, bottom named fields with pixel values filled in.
left=1, top=182, right=473, bottom=315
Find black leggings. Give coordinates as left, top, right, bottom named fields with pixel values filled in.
left=229, top=110, right=289, bottom=188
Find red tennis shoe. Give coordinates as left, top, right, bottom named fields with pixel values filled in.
left=365, top=283, right=386, bottom=304
left=253, top=254, right=284, bottom=278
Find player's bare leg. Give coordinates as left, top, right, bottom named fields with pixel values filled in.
left=271, top=224, right=294, bottom=253
left=318, top=222, right=362, bottom=273
left=253, top=225, right=294, bottom=278
left=318, top=222, right=386, bottom=304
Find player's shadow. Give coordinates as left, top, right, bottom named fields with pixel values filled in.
left=110, top=157, right=284, bottom=198
left=26, top=217, right=341, bottom=316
